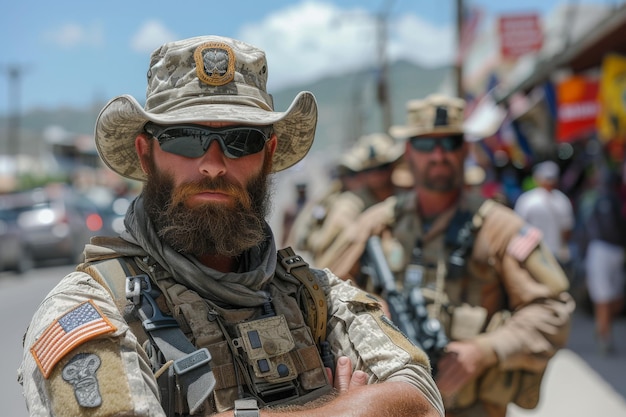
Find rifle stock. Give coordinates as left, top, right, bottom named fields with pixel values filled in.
left=362, top=236, right=448, bottom=374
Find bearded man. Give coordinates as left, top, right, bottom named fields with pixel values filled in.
left=18, top=36, right=443, bottom=417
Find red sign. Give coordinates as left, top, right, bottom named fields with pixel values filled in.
left=498, top=13, right=543, bottom=59
left=556, top=76, right=599, bottom=142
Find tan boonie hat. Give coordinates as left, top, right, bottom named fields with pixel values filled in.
left=389, top=94, right=465, bottom=139
left=339, top=133, right=404, bottom=172
left=95, top=35, right=318, bottom=181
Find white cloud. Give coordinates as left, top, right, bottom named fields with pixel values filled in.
left=237, top=1, right=454, bottom=90
left=130, top=20, right=178, bottom=53
left=391, top=14, right=454, bottom=67
left=44, top=22, right=104, bottom=48
left=116, top=2, right=453, bottom=90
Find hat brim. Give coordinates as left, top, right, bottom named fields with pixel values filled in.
left=389, top=125, right=464, bottom=140
left=95, top=92, right=317, bottom=181
left=340, top=141, right=404, bottom=172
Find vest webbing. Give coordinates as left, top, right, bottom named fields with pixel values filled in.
left=276, top=247, right=327, bottom=344
left=81, top=248, right=331, bottom=412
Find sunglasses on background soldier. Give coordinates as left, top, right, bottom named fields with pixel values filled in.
left=408, top=134, right=464, bottom=153
left=144, top=122, right=273, bottom=159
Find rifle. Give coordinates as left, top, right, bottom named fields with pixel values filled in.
left=362, top=236, right=448, bottom=374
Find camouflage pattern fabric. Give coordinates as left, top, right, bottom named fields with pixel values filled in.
left=18, top=251, right=444, bottom=416
left=95, top=36, right=318, bottom=181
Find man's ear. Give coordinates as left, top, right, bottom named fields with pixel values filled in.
left=135, top=134, right=151, bottom=175
left=267, top=134, right=278, bottom=156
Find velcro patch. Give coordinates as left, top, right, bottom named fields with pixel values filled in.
left=31, top=300, right=117, bottom=378
left=507, top=226, right=542, bottom=261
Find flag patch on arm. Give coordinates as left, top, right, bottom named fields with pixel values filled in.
left=31, top=300, right=117, bottom=378
left=506, top=226, right=543, bottom=261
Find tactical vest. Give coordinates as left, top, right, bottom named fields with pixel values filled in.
left=79, top=247, right=333, bottom=416
left=386, top=194, right=487, bottom=335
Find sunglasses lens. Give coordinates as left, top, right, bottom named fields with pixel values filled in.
left=409, top=137, right=436, bottom=152
left=441, top=135, right=464, bottom=151
left=409, top=135, right=464, bottom=152
left=223, top=129, right=267, bottom=158
left=147, top=124, right=269, bottom=159
left=159, top=128, right=208, bottom=158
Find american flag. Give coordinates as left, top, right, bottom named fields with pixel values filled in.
left=31, top=300, right=116, bottom=378
left=507, top=226, right=543, bottom=261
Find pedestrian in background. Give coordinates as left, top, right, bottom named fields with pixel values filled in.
left=583, top=168, right=626, bottom=355
left=280, top=181, right=308, bottom=246
left=514, top=160, right=575, bottom=272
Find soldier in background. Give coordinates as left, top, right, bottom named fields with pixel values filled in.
left=321, top=94, right=575, bottom=417
left=280, top=181, right=308, bottom=246
left=286, top=132, right=404, bottom=268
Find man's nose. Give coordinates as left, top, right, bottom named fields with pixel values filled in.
left=198, top=140, right=227, bottom=177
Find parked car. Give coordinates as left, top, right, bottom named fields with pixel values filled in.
left=80, top=186, right=132, bottom=237
left=0, top=202, right=34, bottom=274
left=9, top=185, right=105, bottom=265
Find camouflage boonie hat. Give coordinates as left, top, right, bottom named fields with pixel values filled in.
left=95, top=35, right=318, bottom=181
left=389, top=94, right=465, bottom=139
left=339, top=133, right=403, bottom=173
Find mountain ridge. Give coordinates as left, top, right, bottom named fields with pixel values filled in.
left=0, top=60, right=452, bottom=157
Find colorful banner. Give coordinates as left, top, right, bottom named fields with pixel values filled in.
left=556, top=75, right=599, bottom=142
left=598, top=54, right=626, bottom=143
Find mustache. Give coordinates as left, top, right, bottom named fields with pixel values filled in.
left=171, top=176, right=252, bottom=209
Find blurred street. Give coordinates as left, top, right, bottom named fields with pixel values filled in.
left=2, top=264, right=625, bottom=417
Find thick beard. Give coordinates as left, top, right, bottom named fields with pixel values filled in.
left=142, top=152, right=273, bottom=257
left=413, top=160, right=460, bottom=192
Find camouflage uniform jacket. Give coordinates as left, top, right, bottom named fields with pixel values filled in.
left=288, top=183, right=381, bottom=270
left=18, top=236, right=443, bottom=417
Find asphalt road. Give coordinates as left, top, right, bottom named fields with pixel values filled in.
left=2, top=263, right=625, bottom=416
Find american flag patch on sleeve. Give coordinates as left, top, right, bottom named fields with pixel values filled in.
left=30, top=300, right=116, bottom=378
left=507, top=226, right=543, bottom=261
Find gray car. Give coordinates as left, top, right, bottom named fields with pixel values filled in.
left=0, top=203, right=34, bottom=274
left=7, top=185, right=103, bottom=265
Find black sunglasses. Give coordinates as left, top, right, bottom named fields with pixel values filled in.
left=409, top=135, right=464, bottom=153
left=144, top=122, right=273, bottom=159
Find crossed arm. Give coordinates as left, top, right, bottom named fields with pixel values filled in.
left=213, top=356, right=441, bottom=417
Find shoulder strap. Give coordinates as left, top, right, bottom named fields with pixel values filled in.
left=277, top=247, right=328, bottom=344
left=81, top=257, right=215, bottom=416
left=80, top=258, right=132, bottom=314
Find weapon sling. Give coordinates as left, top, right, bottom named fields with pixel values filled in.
left=94, top=258, right=216, bottom=416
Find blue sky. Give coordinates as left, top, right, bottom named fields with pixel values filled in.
left=0, top=0, right=620, bottom=115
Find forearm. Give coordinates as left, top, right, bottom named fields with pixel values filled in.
left=213, top=381, right=440, bottom=417
left=475, top=292, right=575, bottom=369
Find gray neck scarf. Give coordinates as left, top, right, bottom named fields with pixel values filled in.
left=118, top=195, right=275, bottom=307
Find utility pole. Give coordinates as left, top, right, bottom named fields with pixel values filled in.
left=376, top=0, right=394, bottom=132
left=4, top=64, right=27, bottom=156
left=455, top=0, right=464, bottom=98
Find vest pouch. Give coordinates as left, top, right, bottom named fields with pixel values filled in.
left=443, top=377, right=477, bottom=410
left=450, top=303, right=487, bottom=341
left=477, top=366, right=543, bottom=410
left=477, top=310, right=543, bottom=410
left=235, top=315, right=297, bottom=384
left=477, top=366, right=521, bottom=407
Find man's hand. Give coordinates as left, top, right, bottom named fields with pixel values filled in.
left=329, top=356, right=368, bottom=393
left=435, top=340, right=497, bottom=396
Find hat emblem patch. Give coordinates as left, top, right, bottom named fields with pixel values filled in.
left=194, top=42, right=235, bottom=86
left=434, top=106, right=449, bottom=127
